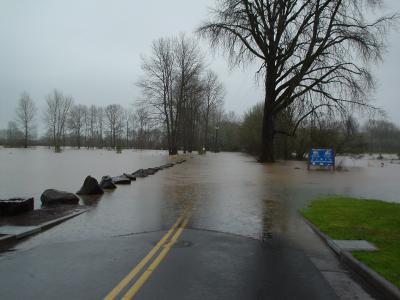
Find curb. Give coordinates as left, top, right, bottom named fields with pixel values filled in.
left=0, top=209, right=88, bottom=247
left=303, top=217, right=400, bottom=300
left=39, top=209, right=88, bottom=230
left=0, top=234, right=16, bottom=245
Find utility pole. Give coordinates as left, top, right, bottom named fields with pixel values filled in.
left=214, top=126, right=219, bottom=153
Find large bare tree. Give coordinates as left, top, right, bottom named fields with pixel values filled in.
left=15, top=92, right=37, bottom=148
left=198, top=0, right=397, bottom=162
left=174, top=34, right=205, bottom=153
left=137, top=37, right=176, bottom=154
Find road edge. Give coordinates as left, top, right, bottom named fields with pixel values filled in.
left=0, top=209, right=88, bottom=247
left=303, top=217, right=400, bottom=300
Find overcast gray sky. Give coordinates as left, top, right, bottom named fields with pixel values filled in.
left=0, top=0, right=399, bottom=131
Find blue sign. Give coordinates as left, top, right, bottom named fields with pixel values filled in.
left=309, top=148, right=335, bottom=167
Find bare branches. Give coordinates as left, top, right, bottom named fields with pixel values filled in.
left=44, top=89, right=73, bottom=151
left=137, top=34, right=225, bottom=154
left=105, top=104, right=125, bottom=149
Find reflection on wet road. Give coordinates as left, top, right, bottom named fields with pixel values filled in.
left=1, top=150, right=397, bottom=299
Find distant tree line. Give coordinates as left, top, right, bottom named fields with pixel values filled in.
left=236, top=102, right=400, bottom=159
left=0, top=90, right=180, bottom=151
left=1, top=94, right=399, bottom=158
left=1, top=82, right=225, bottom=154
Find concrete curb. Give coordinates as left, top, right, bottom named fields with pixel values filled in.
left=39, top=209, right=88, bottom=230
left=0, top=209, right=88, bottom=247
left=303, top=217, right=400, bottom=300
left=0, top=234, right=16, bottom=245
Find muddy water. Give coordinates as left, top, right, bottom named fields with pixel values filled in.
left=0, top=147, right=169, bottom=208
left=1, top=148, right=398, bottom=252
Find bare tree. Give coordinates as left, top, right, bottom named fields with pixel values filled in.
left=123, top=107, right=136, bottom=148
left=44, top=89, right=73, bottom=151
left=137, top=37, right=177, bottom=154
left=198, top=0, right=397, bottom=162
left=97, top=106, right=104, bottom=148
left=174, top=34, right=205, bottom=153
left=68, top=104, right=86, bottom=149
left=181, top=74, right=205, bottom=152
left=87, top=105, right=98, bottom=148
left=134, top=106, right=151, bottom=149
left=6, top=121, right=24, bottom=147
left=202, top=70, right=224, bottom=151
left=15, top=92, right=37, bottom=148
left=137, top=35, right=206, bottom=154
left=105, top=104, right=124, bottom=149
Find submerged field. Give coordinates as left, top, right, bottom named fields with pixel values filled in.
left=302, top=196, right=400, bottom=288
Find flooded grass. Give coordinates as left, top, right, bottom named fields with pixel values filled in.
left=301, top=196, right=400, bottom=288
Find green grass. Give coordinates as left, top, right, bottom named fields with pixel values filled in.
left=301, top=196, right=400, bottom=288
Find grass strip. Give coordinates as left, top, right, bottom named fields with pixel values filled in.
left=301, top=196, right=400, bottom=288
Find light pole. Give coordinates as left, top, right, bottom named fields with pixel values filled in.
left=214, top=126, right=219, bottom=153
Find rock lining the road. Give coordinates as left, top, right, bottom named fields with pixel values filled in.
left=41, top=189, right=80, bottom=206
left=131, top=169, right=149, bottom=178
left=100, top=176, right=117, bottom=189
left=109, top=159, right=186, bottom=186
left=112, top=175, right=132, bottom=185
left=2, top=158, right=187, bottom=225
left=0, top=157, right=188, bottom=250
left=123, top=173, right=137, bottom=181
left=0, top=198, right=34, bottom=216
left=77, top=176, right=104, bottom=195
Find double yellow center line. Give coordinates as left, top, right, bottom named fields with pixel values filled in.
left=104, top=212, right=191, bottom=300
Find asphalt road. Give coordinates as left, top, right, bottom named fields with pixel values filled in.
left=0, top=152, right=379, bottom=299
left=0, top=228, right=337, bottom=300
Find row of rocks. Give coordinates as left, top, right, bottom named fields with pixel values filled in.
left=0, top=159, right=187, bottom=215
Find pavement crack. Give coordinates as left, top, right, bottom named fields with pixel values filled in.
left=111, top=229, right=165, bottom=238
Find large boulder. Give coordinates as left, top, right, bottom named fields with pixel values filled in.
left=100, top=176, right=117, bottom=190
left=0, top=198, right=34, bottom=216
left=112, top=175, right=131, bottom=185
left=41, top=189, right=79, bottom=206
left=77, top=176, right=104, bottom=195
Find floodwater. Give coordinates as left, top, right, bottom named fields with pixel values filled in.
left=0, top=147, right=399, bottom=252
left=0, top=147, right=170, bottom=208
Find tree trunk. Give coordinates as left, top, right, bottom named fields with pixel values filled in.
left=170, top=145, right=178, bottom=155
left=260, top=61, right=277, bottom=162
left=204, top=113, right=209, bottom=151
left=24, top=126, right=28, bottom=148
left=171, top=134, right=178, bottom=155
left=260, top=109, right=275, bottom=162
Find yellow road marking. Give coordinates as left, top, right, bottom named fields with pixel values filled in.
left=121, top=215, right=190, bottom=300
left=103, top=215, right=186, bottom=300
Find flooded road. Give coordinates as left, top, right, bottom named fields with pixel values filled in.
left=0, top=148, right=398, bottom=299
left=0, top=148, right=397, bottom=245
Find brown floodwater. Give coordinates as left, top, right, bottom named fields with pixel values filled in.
left=0, top=147, right=399, bottom=252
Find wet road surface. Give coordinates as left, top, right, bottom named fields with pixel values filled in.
left=0, top=151, right=394, bottom=299
left=0, top=230, right=337, bottom=299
